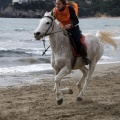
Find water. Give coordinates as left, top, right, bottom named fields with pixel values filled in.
left=0, top=17, right=120, bottom=75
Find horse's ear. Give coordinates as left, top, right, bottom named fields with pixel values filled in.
left=44, top=11, right=48, bottom=15
left=44, top=11, right=49, bottom=16
left=51, top=11, right=54, bottom=16
left=51, top=11, right=55, bottom=19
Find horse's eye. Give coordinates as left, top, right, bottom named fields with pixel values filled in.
left=46, top=22, right=50, bottom=25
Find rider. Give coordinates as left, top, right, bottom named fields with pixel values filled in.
left=53, top=0, right=91, bottom=65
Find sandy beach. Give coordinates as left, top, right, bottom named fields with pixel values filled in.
left=0, top=63, right=120, bottom=120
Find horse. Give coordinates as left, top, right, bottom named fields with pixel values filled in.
left=34, top=12, right=117, bottom=105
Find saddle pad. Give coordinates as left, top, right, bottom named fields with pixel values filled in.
left=71, top=35, right=87, bottom=57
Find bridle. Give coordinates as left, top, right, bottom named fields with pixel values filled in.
left=42, top=15, right=65, bottom=37
left=43, top=16, right=55, bottom=36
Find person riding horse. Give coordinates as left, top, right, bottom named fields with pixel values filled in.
left=34, top=11, right=117, bottom=105
left=53, top=0, right=91, bottom=65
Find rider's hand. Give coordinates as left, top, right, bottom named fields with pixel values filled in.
left=64, top=24, right=71, bottom=29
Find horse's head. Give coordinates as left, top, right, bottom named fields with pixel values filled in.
left=34, top=12, right=55, bottom=40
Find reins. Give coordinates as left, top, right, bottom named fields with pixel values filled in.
left=42, top=29, right=65, bottom=56
left=42, top=39, right=50, bottom=56
left=45, top=29, right=65, bottom=36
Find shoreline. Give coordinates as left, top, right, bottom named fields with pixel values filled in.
left=0, top=60, right=120, bottom=74
left=0, top=62, right=120, bottom=88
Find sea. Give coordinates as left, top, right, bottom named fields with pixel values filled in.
left=0, top=17, right=120, bottom=75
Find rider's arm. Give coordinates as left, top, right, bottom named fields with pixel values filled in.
left=68, top=6, right=79, bottom=26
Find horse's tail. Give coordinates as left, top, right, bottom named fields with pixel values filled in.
left=96, top=31, right=117, bottom=50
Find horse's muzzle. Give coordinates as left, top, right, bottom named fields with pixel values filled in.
left=34, top=32, right=41, bottom=36
left=34, top=32, right=41, bottom=40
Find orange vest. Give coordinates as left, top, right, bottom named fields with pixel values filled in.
left=53, top=6, right=72, bottom=27
left=67, top=2, right=78, bottom=16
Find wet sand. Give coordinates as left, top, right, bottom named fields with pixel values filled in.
left=0, top=63, right=120, bottom=120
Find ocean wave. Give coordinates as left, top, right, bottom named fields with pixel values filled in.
left=100, top=56, right=114, bottom=60
left=0, top=50, right=33, bottom=57
left=18, top=57, right=50, bottom=64
left=0, top=47, right=51, bottom=57
left=14, top=28, right=33, bottom=32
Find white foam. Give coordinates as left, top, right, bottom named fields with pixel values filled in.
left=0, top=64, right=52, bottom=75
left=1, top=59, right=120, bottom=75
left=98, top=61, right=120, bottom=64
left=101, top=56, right=113, bottom=60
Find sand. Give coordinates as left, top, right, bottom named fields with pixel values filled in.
left=0, top=63, right=120, bottom=120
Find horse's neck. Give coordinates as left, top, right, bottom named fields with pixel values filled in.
left=49, top=22, right=70, bottom=52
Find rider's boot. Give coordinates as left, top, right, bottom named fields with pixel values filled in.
left=82, top=57, right=91, bottom=65
left=80, top=46, right=91, bottom=65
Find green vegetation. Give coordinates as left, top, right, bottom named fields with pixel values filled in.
left=0, top=0, right=120, bottom=17
left=90, top=0, right=120, bottom=16
left=0, top=0, right=12, bottom=10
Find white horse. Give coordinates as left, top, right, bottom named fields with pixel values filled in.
left=34, top=12, right=117, bottom=105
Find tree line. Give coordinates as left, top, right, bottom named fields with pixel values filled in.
left=0, top=0, right=120, bottom=17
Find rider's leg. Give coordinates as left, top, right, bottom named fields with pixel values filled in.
left=67, top=26, right=91, bottom=65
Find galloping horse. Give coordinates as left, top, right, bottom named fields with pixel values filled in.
left=34, top=12, right=117, bottom=105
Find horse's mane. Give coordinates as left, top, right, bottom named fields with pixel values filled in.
left=44, top=12, right=69, bottom=38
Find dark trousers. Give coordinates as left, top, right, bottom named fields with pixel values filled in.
left=67, top=25, right=87, bottom=58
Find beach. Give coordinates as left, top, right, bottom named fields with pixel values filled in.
left=0, top=63, right=120, bottom=120
left=0, top=17, right=120, bottom=120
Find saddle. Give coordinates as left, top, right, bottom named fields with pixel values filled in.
left=69, top=35, right=87, bottom=57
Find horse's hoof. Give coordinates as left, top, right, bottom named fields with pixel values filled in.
left=57, top=98, right=63, bottom=105
left=77, top=97, right=83, bottom=101
left=69, top=89, right=73, bottom=94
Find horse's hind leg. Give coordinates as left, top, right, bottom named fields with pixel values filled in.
left=76, top=66, right=88, bottom=92
left=77, top=60, right=97, bottom=101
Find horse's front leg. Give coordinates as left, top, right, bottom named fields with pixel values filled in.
left=54, top=66, right=71, bottom=105
left=53, top=69, right=60, bottom=92
left=54, top=69, right=73, bottom=95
